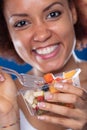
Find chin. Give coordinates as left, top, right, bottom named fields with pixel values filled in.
left=37, top=58, right=66, bottom=73
left=41, top=65, right=63, bottom=74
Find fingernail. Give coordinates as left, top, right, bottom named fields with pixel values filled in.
left=44, top=92, right=53, bottom=100
left=37, top=116, right=45, bottom=120
left=38, top=102, right=45, bottom=108
left=54, top=82, right=63, bottom=89
left=0, top=73, right=5, bottom=82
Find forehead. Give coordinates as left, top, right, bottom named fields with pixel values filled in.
left=3, top=0, right=68, bottom=10
left=3, top=0, right=69, bottom=20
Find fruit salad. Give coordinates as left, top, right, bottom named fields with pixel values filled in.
left=21, top=68, right=81, bottom=116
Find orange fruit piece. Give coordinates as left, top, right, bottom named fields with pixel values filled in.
left=43, top=73, right=54, bottom=83
left=49, top=85, right=59, bottom=93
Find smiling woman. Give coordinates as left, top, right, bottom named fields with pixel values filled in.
left=0, top=0, right=87, bottom=64
left=1, top=0, right=77, bottom=73
left=0, top=0, right=87, bottom=130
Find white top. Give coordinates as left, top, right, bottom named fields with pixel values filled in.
left=20, top=110, right=37, bottom=130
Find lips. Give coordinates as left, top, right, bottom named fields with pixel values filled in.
left=32, top=43, right=61, bottom=59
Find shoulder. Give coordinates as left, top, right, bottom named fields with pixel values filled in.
left=78, top=60, right=87, bottom=77
left=77, top=60, right=87, bottom=88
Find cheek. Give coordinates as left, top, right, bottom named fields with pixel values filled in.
left=9, top=30, right=35, bottom=64
left=12, top=39, right=31, bottom=62
left=54, top=23, right=75, bottom=47
left=50, top=16, right=75, bottom=40
left=55, top=24, right=75, bottom=59
left=50, top=21, right=75, bottom=64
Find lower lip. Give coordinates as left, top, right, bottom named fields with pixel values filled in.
left=35, top=44, right=61, bottom=60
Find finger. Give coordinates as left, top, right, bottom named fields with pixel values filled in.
left=0, top=71, right=5, bottom=82
left=44, top=92, right=78, bottom=104
left=54, top=81, right=83, bottom=97
left=38, top=102, right=86, bottom=120
left=44, top=90, right=87, bottom=110
left=54, top=81, right=87, bottom=102
left=0, top=71, right=17, bottom=101
left=37, top=115, right=85, bottom=130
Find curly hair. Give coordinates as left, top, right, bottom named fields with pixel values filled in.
left=74, top=8, right=87, bottom=41
left=0, top=0, right=24, bottom=63
left=0, top=0, right=86, bottom=63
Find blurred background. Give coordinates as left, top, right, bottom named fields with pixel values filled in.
left=0, top=48, right=87, bottom=74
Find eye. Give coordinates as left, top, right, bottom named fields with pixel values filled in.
left=14, top=20, right=30, bottom=28
left=47, top=11, right=61, bottom=19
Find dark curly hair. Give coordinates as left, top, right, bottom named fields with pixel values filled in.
left=0, top=0, right=24, bottom=63
left=0, top=0, right=86, bottom=63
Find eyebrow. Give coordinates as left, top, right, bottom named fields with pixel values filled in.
left=10, top=1, right=64, bottom=18
left=43, top=1, right=64, bottom=12
left=10, top=13, right=29, bottom=18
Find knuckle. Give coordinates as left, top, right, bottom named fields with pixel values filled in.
left=63, top=107, right=71, bottom=115
left=46, top=103, right=53, bottom=110
left=53, top=93, right=58, bottom=100
left=58, top=118, right=64, bottom=124
left=72, top=95, right=79, bottom=103
left=63, top=83, right=71, bottom=91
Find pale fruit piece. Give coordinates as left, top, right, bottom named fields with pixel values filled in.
left=63, top=70, right=76, bottom=79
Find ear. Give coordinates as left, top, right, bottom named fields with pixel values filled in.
left=70, top=1, right=77, bottom=24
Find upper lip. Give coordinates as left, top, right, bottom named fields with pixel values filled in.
left=32, top=42, right=60, bottom=51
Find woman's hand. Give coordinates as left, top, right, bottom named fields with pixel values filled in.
left=37, top=82, right=87, bottom=130
left=0, top=70, right=20, bottom=129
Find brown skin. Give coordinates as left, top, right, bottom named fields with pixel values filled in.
left=3, top=0, right=77, bottom=73
left=0, top=0, right=87, bottom=130
left=0, top=72, right=20, bottom=130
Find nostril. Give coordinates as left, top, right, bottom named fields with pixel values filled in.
left=33, top=29, right=52, bottom=42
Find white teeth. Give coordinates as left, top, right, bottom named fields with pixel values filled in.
left=36, top=45, right=58, bottom=55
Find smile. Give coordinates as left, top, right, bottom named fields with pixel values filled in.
left=32, top=43, right=61, bottom=59
left=34, top=44, right=59, bottom=55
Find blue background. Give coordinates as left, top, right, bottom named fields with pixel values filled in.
left=0, top=48, right=87, bottom=74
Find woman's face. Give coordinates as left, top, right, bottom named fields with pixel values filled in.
left=3, top=0, right=77, bottom=73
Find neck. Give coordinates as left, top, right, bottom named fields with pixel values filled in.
left=57, top=53, right=80, bottom=73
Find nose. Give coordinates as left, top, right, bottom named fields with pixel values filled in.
left=33, top=23, right=52, bottom=42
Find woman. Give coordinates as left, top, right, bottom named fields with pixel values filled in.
left=0, top=0, right=87, bottom=130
